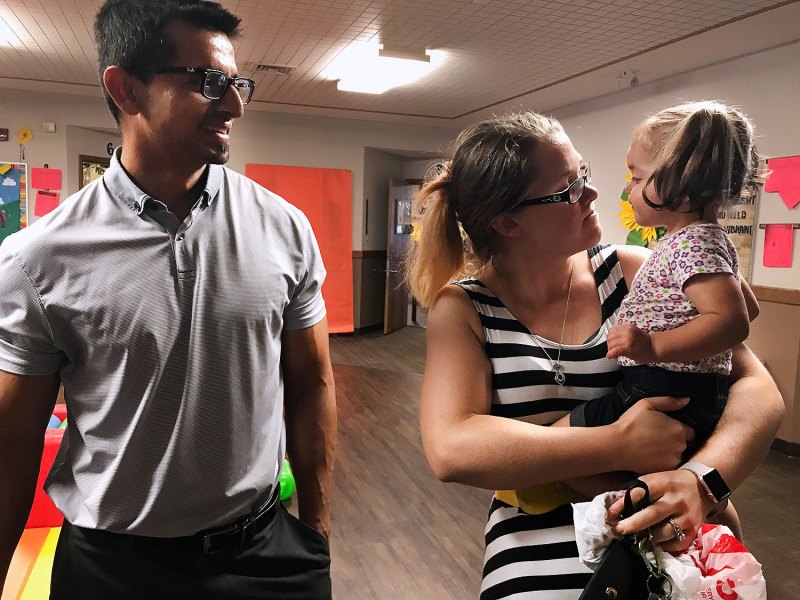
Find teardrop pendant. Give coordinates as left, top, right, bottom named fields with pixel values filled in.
left=553, top=363, right=566, bottom=385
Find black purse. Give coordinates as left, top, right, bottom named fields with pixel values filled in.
left=579, top=480, right=670, bottom=600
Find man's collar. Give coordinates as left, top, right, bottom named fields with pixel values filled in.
left=104, top=147, right=222, bottom=215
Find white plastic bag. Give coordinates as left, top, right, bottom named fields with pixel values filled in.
left=658, top=523, right=767, bottom=600
left=572, top=491, right=621, bottom=570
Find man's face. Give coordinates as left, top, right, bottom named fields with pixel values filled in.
left=137, top=20, right=244, bottom=169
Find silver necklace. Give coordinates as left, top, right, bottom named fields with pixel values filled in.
left=494, top=260, right=574, bottom=386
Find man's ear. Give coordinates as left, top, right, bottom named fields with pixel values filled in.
left=490, top=212, right=523, bottom=239
left=102, top=66, right=144, bottom=118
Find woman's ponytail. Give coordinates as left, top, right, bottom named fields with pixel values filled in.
left=405, top=169, right=465, bottom=308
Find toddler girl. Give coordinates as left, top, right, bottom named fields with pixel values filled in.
left=570, top=101, right=761, bottom=455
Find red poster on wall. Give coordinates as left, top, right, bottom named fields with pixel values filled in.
left=30, top=167, right=62, bottom=191
left=245, top=164, right=354, bottom=333
left=763, top=224, right=794, bottom=268
left=764, top=156, right=800, bottom=209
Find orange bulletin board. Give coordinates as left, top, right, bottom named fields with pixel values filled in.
left=245, top=164, right=354, bottom=333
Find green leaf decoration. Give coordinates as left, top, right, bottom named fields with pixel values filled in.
left=620, top=191, right=629, bottom=201
left=626, top=228, right=647, bottom=247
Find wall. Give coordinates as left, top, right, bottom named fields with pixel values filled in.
left=746, top=297, right=800, bottom=448
left=0, top=89, right=118, bottom=182
left=64, top=125, right=120, bottom=198
left=225, top=110, right=458, bottom=252
left=553, top=41, right=800, bottom=448
left=363, top=148, right=404, bottom=251
left=402, top=158, right=441, bottom=181
left=356, top=148, right=404, bottom=330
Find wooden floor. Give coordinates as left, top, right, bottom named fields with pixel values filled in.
left=329, top=326, right=427, bottom=375
left=327, top=328, right=489, bottom=599
left=325, top=327, right=800, bottom=599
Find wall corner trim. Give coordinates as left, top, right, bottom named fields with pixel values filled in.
left=752, top=285, right=800, bottom=306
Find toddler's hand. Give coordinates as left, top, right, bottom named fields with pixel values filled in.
left=606, top=324, right=656, bottom=362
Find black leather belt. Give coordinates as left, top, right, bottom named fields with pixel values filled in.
left=195, top=489, right=280, bottom=554
left=77, top=488, right=281, bottom=555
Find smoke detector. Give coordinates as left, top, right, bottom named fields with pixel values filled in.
left=616, top=69, right=639, bottom=90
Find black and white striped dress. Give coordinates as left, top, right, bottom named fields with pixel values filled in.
left=454, top=245, right=628, bottom=599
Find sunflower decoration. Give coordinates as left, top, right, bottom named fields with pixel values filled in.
left=618, top=171, right=665, bottom=247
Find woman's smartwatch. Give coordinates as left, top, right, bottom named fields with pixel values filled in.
left=679, top=461, right=731, bottom=516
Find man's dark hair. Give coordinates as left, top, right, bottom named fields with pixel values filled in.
left=95, top=0, right=241, bottom=124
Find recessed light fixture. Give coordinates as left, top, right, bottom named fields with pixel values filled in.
left=322, top=39, right=445, bottom=94
left=0, top=15, right=22, bottom=47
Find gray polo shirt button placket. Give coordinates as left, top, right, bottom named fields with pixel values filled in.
left=174, top=232, right=192, bottom=277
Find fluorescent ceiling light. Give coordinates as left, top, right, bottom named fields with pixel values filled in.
left=0, top=15, right=22, bottom=47
left=322, top=39, right=445, bottom=94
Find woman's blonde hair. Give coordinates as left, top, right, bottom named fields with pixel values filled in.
left=635, top=100, right=763, bottom=215
left=405, top=111, right=563, bottom=308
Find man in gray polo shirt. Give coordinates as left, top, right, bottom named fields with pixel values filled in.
left=0, top=1, right=336, bottom=597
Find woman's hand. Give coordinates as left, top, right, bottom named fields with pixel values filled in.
left=612, top=395, right=694, bottom=474
left=607, top=469, right=715, bottom=552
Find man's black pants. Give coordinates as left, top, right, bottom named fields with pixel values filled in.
left=50, top=504, right=331, bottom=599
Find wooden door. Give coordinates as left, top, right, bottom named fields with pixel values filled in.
left=383, top=181, right=416, bottom=334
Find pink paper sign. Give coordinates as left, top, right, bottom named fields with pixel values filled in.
left=765, top=156, right=800, bottom=209
left=30, top=168, right=62, bottom=191
left=34, top=191, right=60, bottom=217
left=763, top=224, right=794, bottom=268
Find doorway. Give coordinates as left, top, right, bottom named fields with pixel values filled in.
left=383, top=179, right=420, bottom=334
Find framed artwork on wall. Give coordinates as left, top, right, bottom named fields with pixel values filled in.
left=0, top=162, right=28, bottom=245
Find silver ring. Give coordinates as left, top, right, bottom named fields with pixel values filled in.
left=668, top=517, right=686, bottom=541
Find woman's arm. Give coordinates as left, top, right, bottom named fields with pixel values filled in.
left=694, top=342, right=783, bottom=488
left=610, top=343, right=784, bottom=550
left=420, top=285, right=692, bottom=490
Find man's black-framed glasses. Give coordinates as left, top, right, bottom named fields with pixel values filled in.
left=151, top=67, right=256, bottom=105
left=513, top=163, right=592, bottom=209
